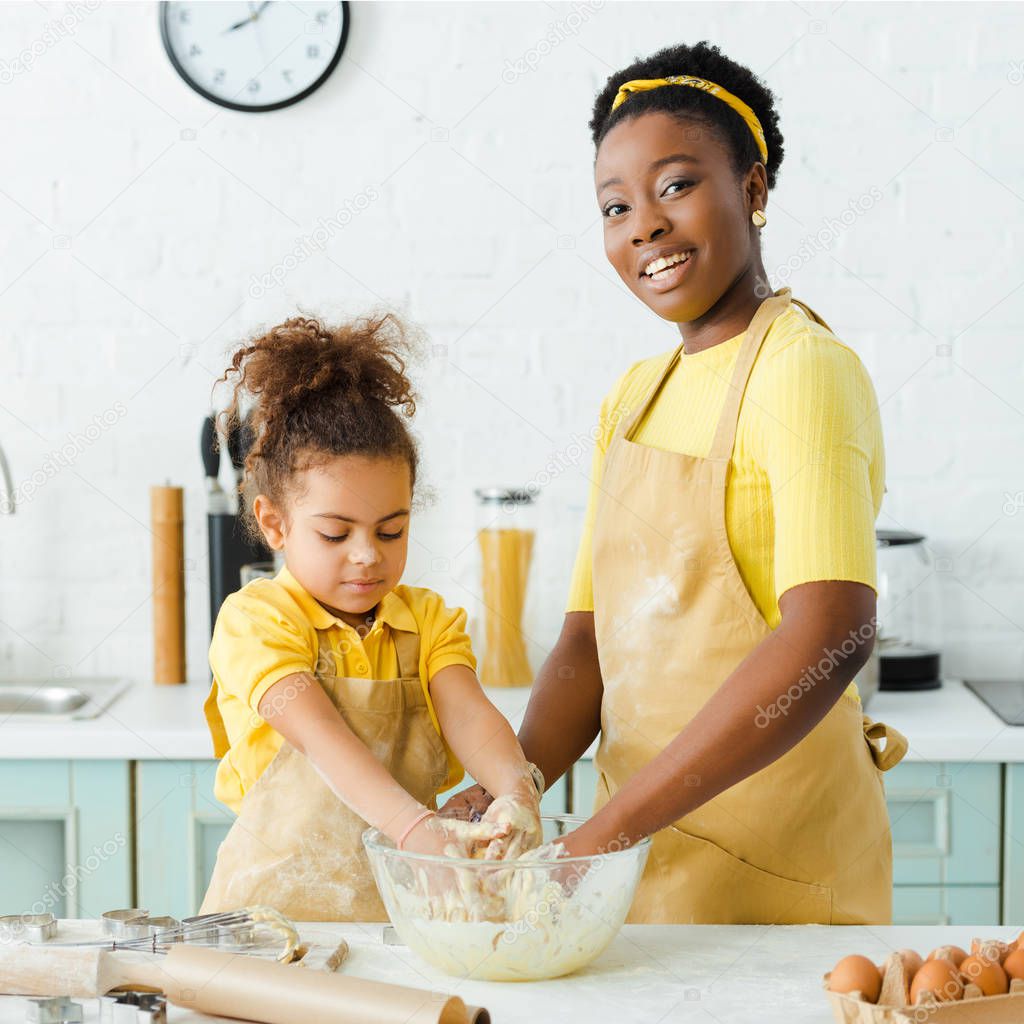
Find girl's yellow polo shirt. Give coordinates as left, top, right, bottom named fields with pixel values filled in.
left=204, top=565, right=473, bottom=813
left=567, top=303, right=885, bottom=700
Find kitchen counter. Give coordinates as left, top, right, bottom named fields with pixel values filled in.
left=0, top=676, right=1021, bottom=763
left=0, top=922, right=1019, bottom=1023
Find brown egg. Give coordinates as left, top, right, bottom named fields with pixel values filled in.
left=898, top=948, right=923, bottom=980
left=960, top=954, right=1009, bottom=995
left=910, top=958, right=964, bottom=1003
left=927, top=945, right=968, bottom=967
left=972, top=937, right=1011, bottom=963
left=828, top=954, right=882, bottom=1003
left=1004, top=947, right=1024, bottom=981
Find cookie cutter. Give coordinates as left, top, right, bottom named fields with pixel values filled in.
left=101, top=909, right=150, bottom=940
left=25, top=996, right=83, bottom=1024
left=140, top=916, right=179, bottom=936
left=0, top=913, right=57, bottom=942
left=99, top=992, right=166, bottom=1024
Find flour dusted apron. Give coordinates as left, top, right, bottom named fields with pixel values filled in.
left=200, top=628, right=450, bottom=922
left=591, top=287, right=908, bottom=925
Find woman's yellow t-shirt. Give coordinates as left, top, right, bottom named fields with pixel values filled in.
left=204, top=564, right=473, bottom=813
left=567, top=302, right=885, bottom=698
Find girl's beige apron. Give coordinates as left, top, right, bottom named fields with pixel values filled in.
left=591, top=287, right=908, bottom=925
left=201, top=628, right=450, bottom=922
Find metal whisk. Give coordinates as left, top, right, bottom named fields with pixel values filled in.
left=27, top=906, right=300, bottom=962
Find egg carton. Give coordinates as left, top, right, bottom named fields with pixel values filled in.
left=825, top=937, right=1024, bottom=1023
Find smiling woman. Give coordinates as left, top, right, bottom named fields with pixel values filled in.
left=448, top=40, right=910, bottom=926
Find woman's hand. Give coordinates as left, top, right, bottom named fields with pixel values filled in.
left=479, top=783, right=542, bottom=859
left=557, top=811, right=635, bottom=859
left=436, top=783, right=494, bottom=822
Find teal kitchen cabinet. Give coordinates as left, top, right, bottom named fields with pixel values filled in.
left=0, top=760, right=131, bottom=919
left=1003, top=765, right=1024, bottom=923
left=571, top=759, right=599, bottom=817
left=135, top=760, right=233, bottom=920
left=886, top=761, right=1002, bottom=924
left=886, top=761, right=1000, bottom=884
left=893, top=886, right=1001, bottom=925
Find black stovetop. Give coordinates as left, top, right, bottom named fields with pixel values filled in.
left=965, top=680, right=1024, bottom=726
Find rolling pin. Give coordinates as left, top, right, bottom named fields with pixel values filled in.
left=0, top=944, right=490, bottom=1024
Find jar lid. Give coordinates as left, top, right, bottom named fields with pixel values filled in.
left=474, top=487, right=536, bottom=505
left=876, top=528, right=925, bottom=547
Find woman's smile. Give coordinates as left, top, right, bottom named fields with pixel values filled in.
left=639, top=249, right=696, bottom=293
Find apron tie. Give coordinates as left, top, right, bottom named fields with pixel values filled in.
left=862, top=716, right=908, bottom=772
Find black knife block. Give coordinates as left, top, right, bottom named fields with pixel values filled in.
left=208, top=512, right=272, bottom=635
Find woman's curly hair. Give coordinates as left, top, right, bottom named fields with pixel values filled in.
left=588, top=40, right=785, bottom=191
left=215, top=311, right=422, bottom=547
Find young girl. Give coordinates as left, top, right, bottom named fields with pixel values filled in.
left=200, top=313, right=543, bottom=922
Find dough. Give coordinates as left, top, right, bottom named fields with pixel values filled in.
left=384, top=842, right=639, bottom=981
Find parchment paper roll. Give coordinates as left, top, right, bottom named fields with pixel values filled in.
left=163, top=944, right=474, bottom=1024
left=151, top=483, right=186, bottom=684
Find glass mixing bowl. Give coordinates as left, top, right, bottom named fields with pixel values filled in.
left=363, top=814, right=650, bottom=982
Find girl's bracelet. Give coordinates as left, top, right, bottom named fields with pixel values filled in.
left=396, top=808, right=435, bottom=850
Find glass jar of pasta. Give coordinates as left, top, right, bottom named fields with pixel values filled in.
left=473, top=488, right=538, bottom=688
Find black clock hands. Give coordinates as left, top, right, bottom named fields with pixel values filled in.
left=224, top=1, right=271, bottom=33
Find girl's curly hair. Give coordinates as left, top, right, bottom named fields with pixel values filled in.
left=215, top=312, right=421, bottom=547
left=588, top=40, right=785, bottom=191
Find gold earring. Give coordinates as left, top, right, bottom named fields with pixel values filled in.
left=752, top=209, right=767, bottom=228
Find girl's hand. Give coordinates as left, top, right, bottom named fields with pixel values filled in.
left=400, top=811, right=510, bottom=858
left=436, top=783, right=494, bottom=823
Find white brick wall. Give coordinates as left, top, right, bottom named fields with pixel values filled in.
left=1, top=2, right=1022, bottom=686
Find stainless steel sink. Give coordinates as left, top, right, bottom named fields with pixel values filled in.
left=0, top=677, right=131, bottom=721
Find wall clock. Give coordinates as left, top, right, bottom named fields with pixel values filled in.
left=160, top=2, right=349, bottom=112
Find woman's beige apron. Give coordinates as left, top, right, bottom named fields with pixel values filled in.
left=200, top=627, right=450, bottom=922
left=591, top=286, right=908, bottom=925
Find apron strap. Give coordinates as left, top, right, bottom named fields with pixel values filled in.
left=790, top=296, right=835, bottom=334
left=862, top=716, right=909, bottom=772
left=392, top=628, right=422, bottom=680
left=623, top=341, right=687, bottom=442
left=708, top=287, right=793, bottom=461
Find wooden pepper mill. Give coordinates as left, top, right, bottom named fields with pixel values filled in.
left=151, top=483, right=186, bottom=684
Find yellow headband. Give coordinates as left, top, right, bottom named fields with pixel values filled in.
left=610, top=75, right=768, bottom=166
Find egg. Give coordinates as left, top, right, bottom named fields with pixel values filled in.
left=960, top=954, right=1009, bottom=996
left=972, top=937, right=1011, bottom=963
left=898, top=948, right=923, bottom=980
left=910, top=958, right=964, bottom=1003
left=1003, top=947, right=1024, bottom=981
left=927, top=944, right=967, bottom=967
left=828, top=954, right=882, bottom=1003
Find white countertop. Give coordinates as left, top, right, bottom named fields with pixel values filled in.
left=1, top=676, right=1022, bottom=764
left=0, top=921, right=1019, bottom=1023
